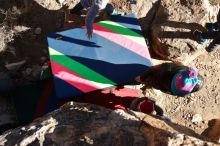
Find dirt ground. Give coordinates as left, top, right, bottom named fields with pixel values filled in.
left=152, top=51, right=220, bottom=134
left=0, top=0, right=219, bottom=137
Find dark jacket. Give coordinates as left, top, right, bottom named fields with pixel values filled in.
left=140, top=63, right=186, bottom=94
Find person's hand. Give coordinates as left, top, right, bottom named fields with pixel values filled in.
left=87, top=30, right=93, bottom=39
left=135, top=76, right=141, bottom=83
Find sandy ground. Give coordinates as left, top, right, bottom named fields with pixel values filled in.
left=152, top=51, right=220, bottom=134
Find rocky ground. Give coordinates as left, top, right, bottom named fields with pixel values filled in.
left=0, top=0, right=220, bottom=144
left=150, top=51, right=220, bottom=134
left=0, top=102, right=219, bottom=146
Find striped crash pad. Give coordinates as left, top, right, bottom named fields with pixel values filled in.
left=47, top=13, right=152, bottom=98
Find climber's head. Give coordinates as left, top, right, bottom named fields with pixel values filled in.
left=171, top=67, right=203, bottom=96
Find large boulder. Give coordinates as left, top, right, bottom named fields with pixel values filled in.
left=150, top=0, right=220, bottom=64
left=0, top=102, right=218, bottom=146
left=202, top=119, right=220, bottom=143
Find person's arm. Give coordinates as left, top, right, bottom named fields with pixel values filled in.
left=85, top=4, right=100, bottom=39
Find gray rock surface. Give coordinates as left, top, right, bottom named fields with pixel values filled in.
left=0, top=102, right=218, bottom=146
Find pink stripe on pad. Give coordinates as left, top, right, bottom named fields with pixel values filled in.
left=51, top=60, right=99, bottom=92
left=90, top=24, right=151, bottom=59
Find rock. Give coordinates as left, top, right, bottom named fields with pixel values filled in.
left=23, top=0, right=29, bottom=9
left=192, top=114, right=203, bottom=123
left=34, top=27, right=42, bottom=35
left=40, top=56, right=47, bottom=63
left=202, top=119, right=220, bottom=143
left=25, top=68, right=32, bottom=75
left=0, top=72, right=13, bottom=92
left=0, top=102, right=218, bottom=145
left=111, top=0, right=158, bottom=17
left=31, top=65, right=41, bottom=79
left=0, top=96, right=17, bottom=133
left=5, top=60, right=26, bottom=71
left=187, top=113, right=192, bottom=119
left=150, top=0, right=220, bottom=64
left=0, top=20, right=15, bottom=52
left=7, top=46, right=16, bottom=56
left=31, top=34, right=37, bottom=40
left=56, top=20, right=63, bottom=29
left=13, top=26, right=29, bottom=33
left=171, top=105, right=180, bottom=113
left=57, top=0, right=65, bottom=5
left=110, top=0, right=159, bottom=33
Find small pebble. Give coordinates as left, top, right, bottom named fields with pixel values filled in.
left=34, top=27, right=42, bottom=35
left=192, top=114, right=203, bottom=123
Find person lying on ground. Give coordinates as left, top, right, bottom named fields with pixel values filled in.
left=135, top=63, right=204, bottom=97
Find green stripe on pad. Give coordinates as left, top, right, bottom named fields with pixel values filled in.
left=97, top=21, right=142, bottom=38
left=49, top=48, right=116, bottom=85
